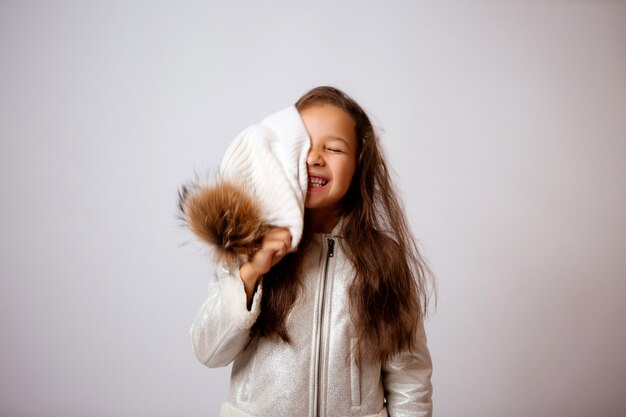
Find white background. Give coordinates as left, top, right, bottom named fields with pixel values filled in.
left=1, top=1, right=625, bottom=416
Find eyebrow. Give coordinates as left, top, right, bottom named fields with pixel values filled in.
left=326, top=136, right=350, bottom=147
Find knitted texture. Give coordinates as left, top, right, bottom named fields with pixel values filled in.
left=220, top=106, right=310, bottom=248
left=179, top=105, right=310, bottom=264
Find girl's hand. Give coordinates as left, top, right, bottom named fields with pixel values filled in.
left=239, top=227, right=295, bottom=306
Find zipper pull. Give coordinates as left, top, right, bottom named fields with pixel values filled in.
left=327, top=238, right=335, bottom=257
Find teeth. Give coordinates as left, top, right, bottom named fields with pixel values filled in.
left=309, top=176, right=328, bottom=187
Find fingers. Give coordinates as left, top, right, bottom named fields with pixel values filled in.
left=261, top=239, right=290, bottom=260
left=247, top=227, right=294, bottom=276
left=263, top=228, right=292, bottom=260
left=264, top=227, right=292, bottom=244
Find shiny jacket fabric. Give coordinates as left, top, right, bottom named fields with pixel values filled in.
left=190, top=229, right=433, bottom=417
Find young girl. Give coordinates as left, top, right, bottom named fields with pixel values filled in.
left=188, top=86, right=433, bottom=417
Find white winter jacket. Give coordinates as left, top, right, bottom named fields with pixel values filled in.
left=190, top=228, right=433, bottom=417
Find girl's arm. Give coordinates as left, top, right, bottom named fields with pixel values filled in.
left=189, top=264, right=263, bottom=368
left=382, top=319, right=433, bottom=417
left=189, top=227, right=292, bottom=368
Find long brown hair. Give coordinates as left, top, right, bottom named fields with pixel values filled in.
left=253, top=86, right=434, bottom=363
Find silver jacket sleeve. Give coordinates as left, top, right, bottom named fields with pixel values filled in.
left=189, top=265, right=263, bottom=368
left=382, top=318, right=433, bottom=417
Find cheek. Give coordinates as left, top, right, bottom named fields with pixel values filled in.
left=339, top=162, right=357, bottom=189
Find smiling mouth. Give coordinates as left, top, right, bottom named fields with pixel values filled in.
left=308, top=176, right=329, bottom=188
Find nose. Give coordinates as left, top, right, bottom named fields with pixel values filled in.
left=307, top=147, right=324, bottom=166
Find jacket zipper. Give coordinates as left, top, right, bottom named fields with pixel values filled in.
left=315, top=237, right=335, bottom=417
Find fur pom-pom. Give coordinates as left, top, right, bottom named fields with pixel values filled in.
left=178, top=181, right=268, bottom=266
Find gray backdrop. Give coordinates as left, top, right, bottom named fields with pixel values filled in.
left=1, top=1, right=625, bottom=416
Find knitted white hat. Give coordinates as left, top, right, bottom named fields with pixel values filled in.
left=219, top=106, right=310, bottom=249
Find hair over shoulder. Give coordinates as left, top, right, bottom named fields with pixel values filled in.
left=254, top=86, right=435, bottom=363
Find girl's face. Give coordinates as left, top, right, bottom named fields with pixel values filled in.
left=301, top=104, right=358, bottom=215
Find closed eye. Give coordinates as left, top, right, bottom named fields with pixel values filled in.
left=324, top=146, right=344, bottom=153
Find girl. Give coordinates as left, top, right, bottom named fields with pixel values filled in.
left=189, top=86, right=433, bottom=417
